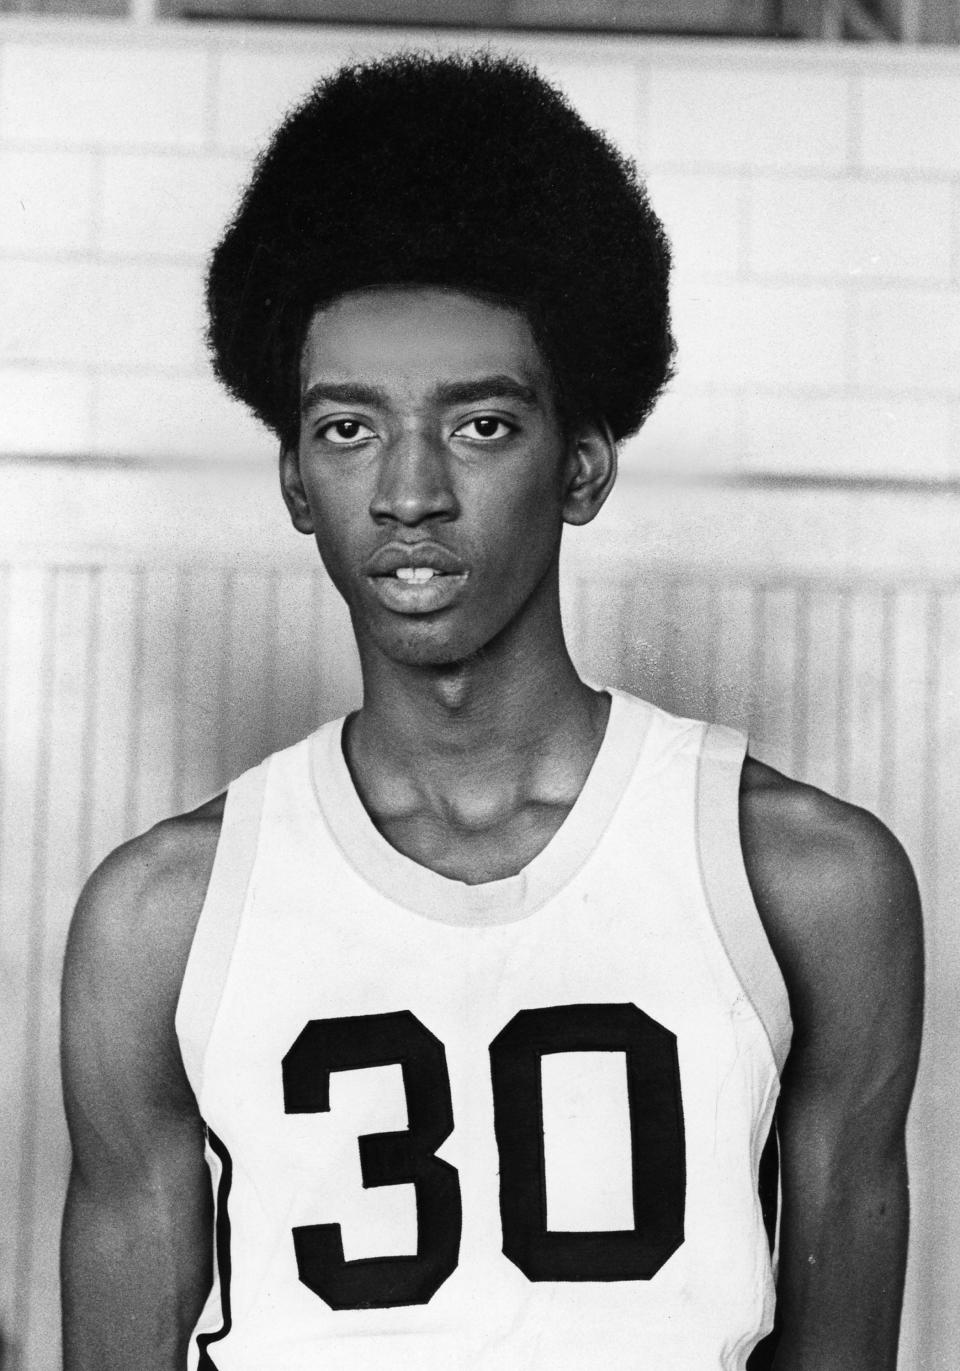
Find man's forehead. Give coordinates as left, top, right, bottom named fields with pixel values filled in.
left=300, top=286, right=549, bottom=394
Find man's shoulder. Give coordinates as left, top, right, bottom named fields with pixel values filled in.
left=738, top=758, right=922, bottom=1036
left=67, top=794, right=227, bottom=1011
left=739, top=757, right=915, bottom=914
left=61, top=796, right=229, bottom=1131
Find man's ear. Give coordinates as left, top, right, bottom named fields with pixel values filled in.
left=279, top=442, right=315, bottom=535
left=562, top=419, right=617, bottom=527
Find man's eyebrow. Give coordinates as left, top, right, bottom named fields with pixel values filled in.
left=300, top=375, right=540, bottom=415
left=434, top=377, right=539, bottom=408
left=300, top=381, right=389, bottom=413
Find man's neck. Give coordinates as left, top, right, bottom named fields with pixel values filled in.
left=345, top=598, right=609, bottom=846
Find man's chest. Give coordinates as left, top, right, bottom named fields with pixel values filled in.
left=371, top=797, right=575, bottom=883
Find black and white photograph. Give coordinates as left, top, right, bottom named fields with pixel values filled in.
left=0, top=2, right=957, bottom=1369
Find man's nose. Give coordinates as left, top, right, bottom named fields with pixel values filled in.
left=369, top=429, right=459, bottom=527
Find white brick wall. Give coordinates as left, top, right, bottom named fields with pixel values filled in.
left=534, top=55, right=645, bottom=162
left=645, top=172, right=744, bottom=276
left=645, top=64, right=851, bottom=169
left=747, top=176, right=954, bottom=281
left=0, top=260, right=97, bottom=366
left=854, top=286, right=960, bottom=391
left=100, top=153, right=250, bottom=257
left=89, top=260, right=205, bottom=368
left=620, top=388, right=743, bottom=476
left=0, top=41, right=210, bottom=147
left=0, top=259, right=203, bottom=370
left=743, top=393, right=958, bottom=477
left=860, top=71, right=960, bottom=172
left=0, top=366, right=93, bottom=455
left=0, top=20, right=958, bottom=480
left=93, top=371, right=272, bottom=460
left=0, top=150, right=95, bottom=253
left=671, top=281, right=848, bottom=388
left=212, top=49, right=344, bottom=152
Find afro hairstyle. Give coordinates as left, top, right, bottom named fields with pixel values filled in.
left=206, top=50, right=675, bottom=447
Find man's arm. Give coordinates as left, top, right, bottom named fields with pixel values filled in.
left=61, top=803, right=222, bottom=1370
left=741, top=762, right=923, bottom=1371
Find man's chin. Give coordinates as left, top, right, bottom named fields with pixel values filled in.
left=384, top=638, right=477, bottom=671
left=362, top=619, right=489, bottom=672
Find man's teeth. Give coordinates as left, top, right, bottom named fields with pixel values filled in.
left=395, top=567, right=437, bottom=582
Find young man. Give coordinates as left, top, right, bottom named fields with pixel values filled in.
left=60, top=53, right=922, bottom=1371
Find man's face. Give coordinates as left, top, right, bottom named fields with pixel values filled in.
left=283, top=286, right=588, bottom=668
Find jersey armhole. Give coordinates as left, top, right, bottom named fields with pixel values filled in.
left=175, top=760, right=270, bottom=1102
left=695, top=723, right=793, bottom=1076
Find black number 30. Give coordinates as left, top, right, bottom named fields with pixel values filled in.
left=282, top=1003, right=684, bottom=1310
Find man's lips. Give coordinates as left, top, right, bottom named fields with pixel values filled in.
left=364, top=541, right=468, bottom=578
left=363, top=541, right=469, bottom=615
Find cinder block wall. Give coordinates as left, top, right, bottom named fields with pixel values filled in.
left=0, top=18, right=959, bottom=480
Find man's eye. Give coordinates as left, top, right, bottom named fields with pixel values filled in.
left=318, top=418, right=375, bottom=445
left=454, top=416, right=514, bottom=441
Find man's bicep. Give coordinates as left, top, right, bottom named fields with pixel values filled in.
left=60, top=835, right=215, bottom=1370
left=756, top=799, right=923, bottom=1370
left=778, top=807, right=922, bottom=1170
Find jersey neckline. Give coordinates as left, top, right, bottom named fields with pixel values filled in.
left=307, top=688, right=651, bottom=926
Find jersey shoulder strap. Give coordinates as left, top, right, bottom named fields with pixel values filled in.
left=695, top=722, right=793, bottom=1075
left=175, top=755, right=270, bottom=1100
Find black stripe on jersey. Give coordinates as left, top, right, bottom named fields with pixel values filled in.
left=196, top=1127, right=234, bottom=1371
left=757, top=1112, right=780, bottom=1256
left=746, top=1115, right=781, bottom=1370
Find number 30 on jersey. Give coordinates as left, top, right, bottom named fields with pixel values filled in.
left=282, top=1002, right=685, bottom=1310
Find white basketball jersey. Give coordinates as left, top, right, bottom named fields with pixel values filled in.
left=176, top=689, right=791, bottom=1371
